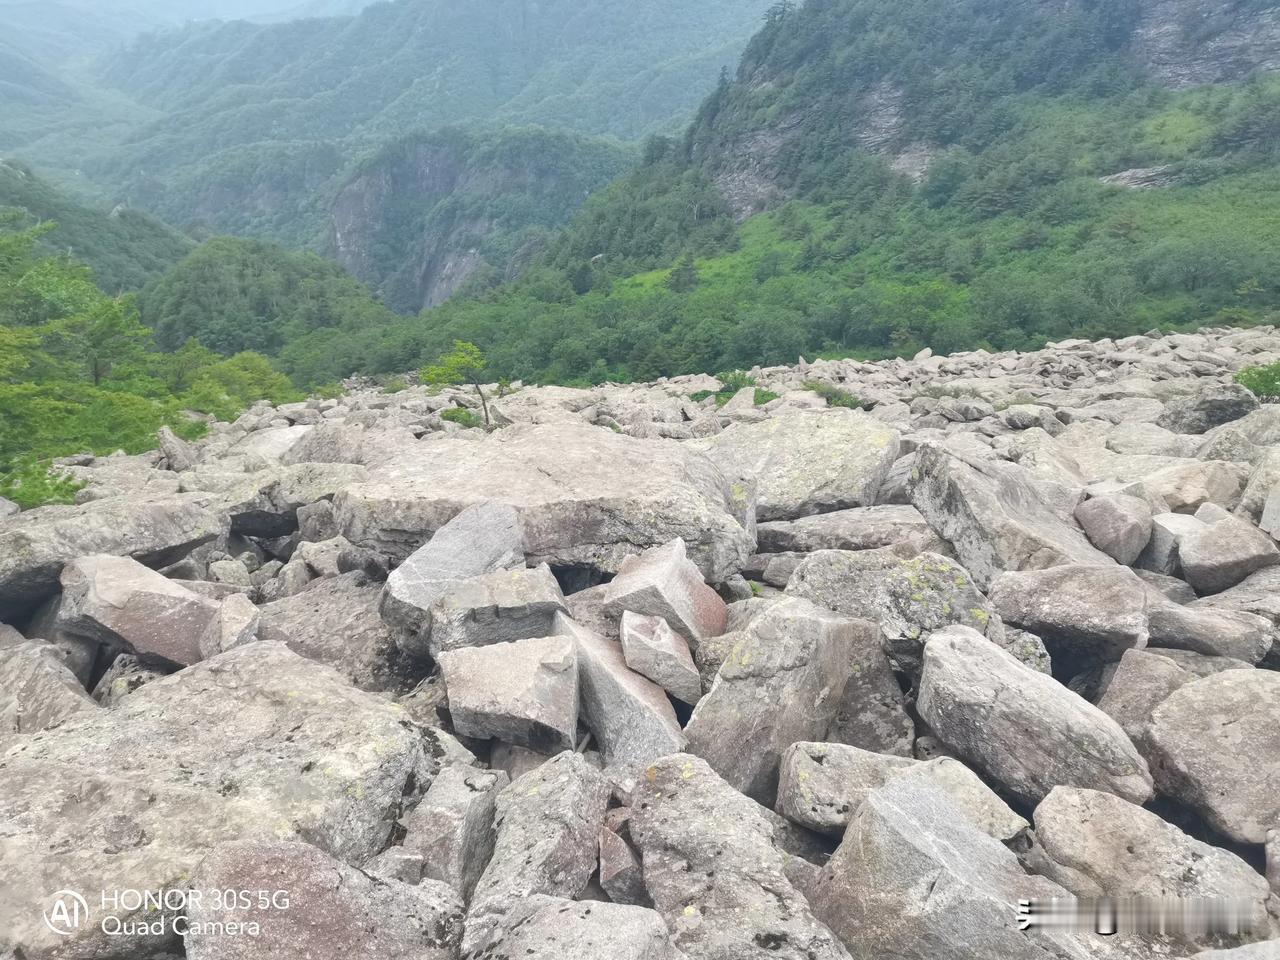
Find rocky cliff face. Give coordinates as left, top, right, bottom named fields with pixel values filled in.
left=328, top=129, right=632, bottom=312
left=3, top=323, right=1280, bottom=958
left=697, top=0, right=1280, bottom=218
left=1133, top=0, right=1280, bottom=86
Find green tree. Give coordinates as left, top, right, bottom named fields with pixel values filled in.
left=666, top=255, right=701, bottom=293
left=421, top=340, right=492, bottom=426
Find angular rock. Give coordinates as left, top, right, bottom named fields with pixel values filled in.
left=1142, top=459, right=1245, bottom=514
left=1094, top=648, right=1193, bottom=743
left=811, top=777, right=1112, bottom=960
left=555, top=614, right=685, bottom=775
left=1156, top=383, right=1259, bottom=435
left=401, top=763, right=508, bottom=900
left=1179, top=509, right=1280, bottom=595
left=988, top=564, right=1148, bottom=665
left=90, top=652, right=168, bottom=706
left=259, top=571, right=424, bottom=692
left=824, top=614, right=915, bottom=757
left=465, top=753, right=610, bottom=947
left=917, top=625, right=1153, bottom=806
left=776, top=742, right=1026, bottom=841
left=0, top=640, right=97, bottom=733
left=602, top=538, right=727, bottom=642
left=438, top=635, right=579, bottom=753
left=0, top=643, right=440, bottom=959
left=683, top=597, right=858, bottom=803
left=335, top=423, right=754, bottom=581
left=1031, top=787, right=1270, bottom=929
left=908, top=444, right=1111, bottom=589
left=221, top=462, right=368, bottom=537
left=198, top=591, right=260, bottom=659
left=1073, top=493, right=1153, bottom=564
left=471, top=895, right=685, bottom=960
left=598, top=825, right=649, bottom=906
left=157, top=425, right=197, bottom=471
left=1136, top=511, right=1206, bottom=575
left=787, top=548, right=1000, bottom=676
left=1147, top=602, right=1273, bottom=664
left=184, top=839, right=464, bottom=960
left=427, top=564, right=568, bottom=656
left=1145, top=668, right=1280, bottom=843
left=56, top=554, right=221, bottom=667
left=296, top=498, right=338, bottom=542
left=619, top=611, right=701, bottom=705
left=0, top=493, right=225, bottom=620
left=0, top=496, right=18, bottom=518
left=630, top=754, right=851, bottom=960
left=755, top=504, right=943, bottom=555
left=689, top=408, right=900, bottom=521
left=379, top=501, right=525, bottom=642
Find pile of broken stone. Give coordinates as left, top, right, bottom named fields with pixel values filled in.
left=2, top=323, right=1280, bottom=960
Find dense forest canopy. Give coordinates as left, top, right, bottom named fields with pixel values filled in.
left=250, top=0, right=1280, bottom=385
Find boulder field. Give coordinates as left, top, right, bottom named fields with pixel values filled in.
left=3, top=324, right=1280, bottom=959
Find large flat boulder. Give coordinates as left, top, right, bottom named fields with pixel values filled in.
left=56, top=554, right=222, bottom=668
left=0, top=493, right=226, bottom=620
left=334, top=424, right=754, bottom=582
left=0, top=642, right=445, bottom=959
left=437, top=635, right=579, bottom=753
left=787, top=548, right=1001, bottom=676
left=688, top=409, right=899, bottom=521
left=184, top=839, right=464, bottom=960
left=917, top=625, right=1153, bottom=806
left=775, top=741, right=1026, bottom=841
left=908, top=444, right=1112, bottom=589
left=1031, top=787, right=1270, bottom=930
left=756, top=504, right=944, bottom=554
left=1145, top=668, right=1280, bottom=844
left=630, top=754, right=851, bottom=960
left=811, top=777, right=1107, bottom=960
left=988, top=564, right=1149, bottom=666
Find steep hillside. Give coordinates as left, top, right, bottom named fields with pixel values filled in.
left=62, top=0, right=769, bottom=236
left=0, top=159, right=192, bottom=292
left=280, top=0, right=1280, bottom=386
left=328, top=128, right=635, bottom=312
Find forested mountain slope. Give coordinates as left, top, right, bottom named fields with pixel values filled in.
left=0, top=160, right=192, bottom=292
left=252, top=0, right=1280, bottom=386
left=0, top=0, right=378, bottom=62
left=328, top=128, right=635, bottom=312
left=50, top=0, right=770, bottom=238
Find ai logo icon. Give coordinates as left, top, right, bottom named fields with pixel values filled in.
left=44, top=890, right=89, bottom=936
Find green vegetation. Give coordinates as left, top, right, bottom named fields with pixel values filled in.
left=1236, top=362, right=1280, bottom=403
left=689, top=371, right=777, bottom=407
left=805, top=381, right=863, bottom=409
left=439, top=406, right=486, bottom=430
left=0, top=218, right=298, bottom=507
left=421, top=341, right=492, bottom=426
left=0, top=160, right=192, bottom=293
left=268, top=0, right=1280, bottom=385
left=136, top=237, right=399, bottom=381
left=334, top=127, right=635, bottom=312
left=6, top=0, right=773, bottom=244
